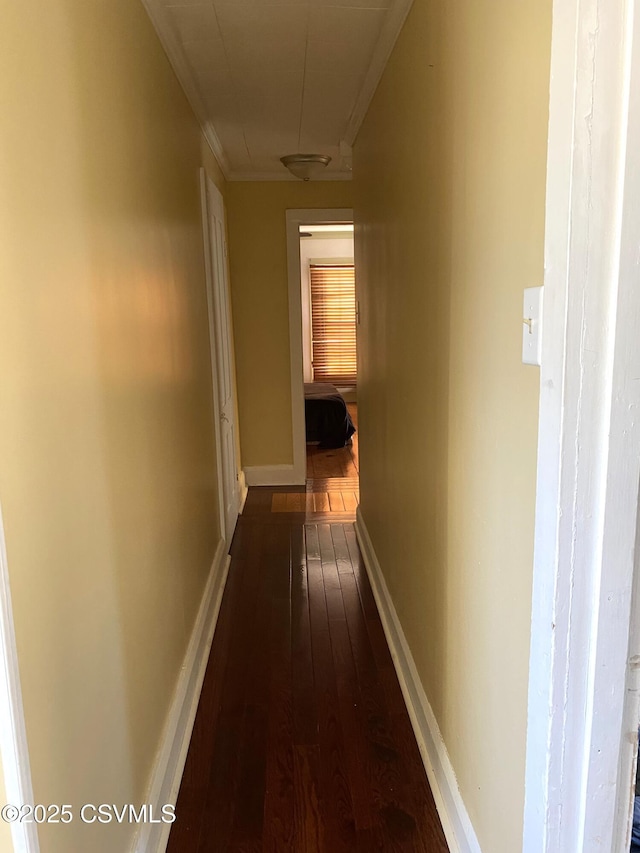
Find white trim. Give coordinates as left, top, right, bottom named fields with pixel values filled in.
left=132, top=539, right=230, bottom=853
left=243, top=465, right=300, bottom=487
left=237, top=470, right=248, bottom=515
left=524, top=0, right=640, bottom=850
left=285, top=208, right=354, bottom=487
left=200, top=169, right=241, bottom=550
left=200, top=169, right=229, bottom=546
left=0, top=503, right=39, bottom=853
left=343, top=0, right=415, bottom=146
left=354, top=510, right=482, bottom=853
left=139, top=1, right=230, bottom=179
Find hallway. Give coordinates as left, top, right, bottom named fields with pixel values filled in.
left=167, top=489, right=449, bottom=852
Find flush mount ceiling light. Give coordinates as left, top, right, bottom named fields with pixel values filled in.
left=280, top=154, right=331, bottom=181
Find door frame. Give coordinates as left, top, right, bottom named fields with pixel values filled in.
left=524, top=0, right=640, bottom=850
left=0, top=503, right=38, bottom=853
left=285, top=208, right=354, bottom=485
left=200, top=169, right=240, bottom=548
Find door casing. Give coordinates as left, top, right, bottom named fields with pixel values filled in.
left=285, top=208, right=354, bottom=486
left=523, top=0, right=640, bottom=850
left=200, top=169, right=240, bottom=548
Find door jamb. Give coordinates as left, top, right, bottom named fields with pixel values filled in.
left=285, top=208, right=354, bottom=486
left=199, top=168, right=238, bottom=548
left=523, top=0, right=640, bottom=850
left=0, top=503, right=38, bottom=852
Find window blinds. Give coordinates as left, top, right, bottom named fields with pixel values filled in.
left=310, top=263, right=357, bottom=385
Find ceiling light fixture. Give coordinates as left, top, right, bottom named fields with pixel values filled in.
left=280, top=154, right=331, bottom=181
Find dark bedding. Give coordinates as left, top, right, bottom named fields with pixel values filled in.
left=304, top=383, right=356, bottom=449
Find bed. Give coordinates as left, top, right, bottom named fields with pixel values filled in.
left=304, top=383, right=356, bottom=449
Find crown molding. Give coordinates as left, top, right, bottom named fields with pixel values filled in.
left=140, top=0, right=231, bottom=179
left=201, top=122, right=230, bottom=180
left=227, top=170, right=352, bottom=182
left=343, top=0, right=415, bottom=146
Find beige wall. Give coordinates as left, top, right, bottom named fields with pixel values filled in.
left=226, top=181, right=352, bottom=468
left=0, top=1, right=226, bottom=850
left=353, top=1, right=551, bottom=851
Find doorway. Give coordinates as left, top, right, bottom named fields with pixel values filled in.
left=299, top=224, right=358, bottom=492
left=285, top=209, right=358, bottom=512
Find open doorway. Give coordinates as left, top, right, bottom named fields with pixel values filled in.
left=298, top=223, right=358, bottom=496
left=284, top=208, right=358, bottom=513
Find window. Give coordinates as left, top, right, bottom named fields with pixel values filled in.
left=310, top=263, right=357, bottom=385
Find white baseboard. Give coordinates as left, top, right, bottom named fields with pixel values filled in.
left=354, top=510, right=483, bottom=853
left=237, top=470, right=248, bottom=513
left=243, top=464, right=304, bottom=487
left=132, top=539, right=231, bottom=853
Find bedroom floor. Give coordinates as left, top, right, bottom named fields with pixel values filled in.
left=306, top=402, right=359, bottom=480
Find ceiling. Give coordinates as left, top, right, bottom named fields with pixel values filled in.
left=142, top=0, right=413, bottom=180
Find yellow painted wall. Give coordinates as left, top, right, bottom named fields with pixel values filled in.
left=0, top=1, right=226, bottom=850
left=353, top=1, right=551, bottom=851
left=226, top=181, right=352, bottom=467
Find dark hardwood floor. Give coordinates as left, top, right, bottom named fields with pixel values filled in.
left=167, top=486, right=449, bottom=852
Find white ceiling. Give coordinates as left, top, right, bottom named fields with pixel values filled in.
left=142, top=0, right=413, bottom=180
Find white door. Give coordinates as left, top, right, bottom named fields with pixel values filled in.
left=201, top=170, right=238, bottom=545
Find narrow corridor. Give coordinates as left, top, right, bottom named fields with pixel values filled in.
left=167, top=488, right=449, bottom=851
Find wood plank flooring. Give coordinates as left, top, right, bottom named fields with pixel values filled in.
left=271, top=490, right=360, bottom=514
left=167, top=486, right=449, bottom=853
